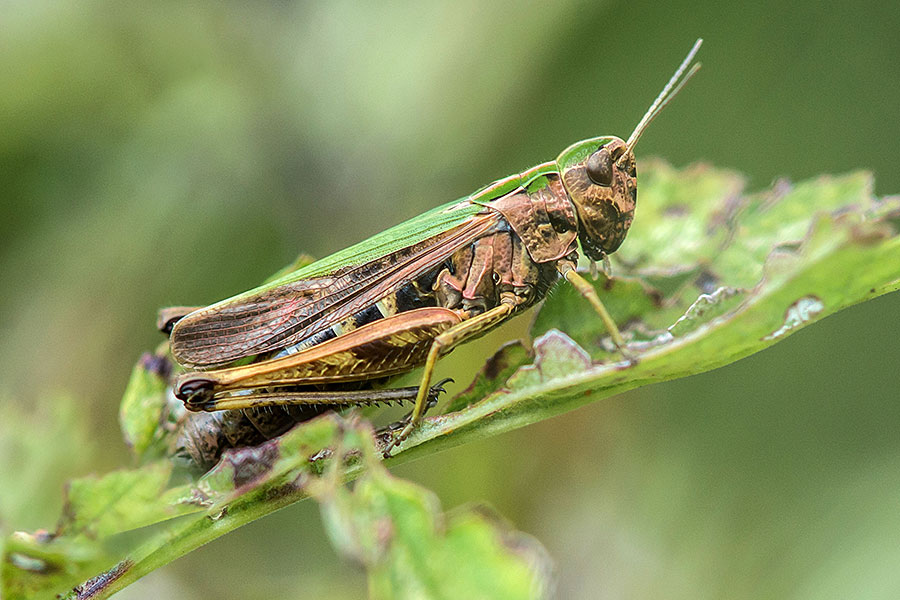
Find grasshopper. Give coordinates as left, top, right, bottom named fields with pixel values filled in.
left=162, top=40, right=702, bottom=467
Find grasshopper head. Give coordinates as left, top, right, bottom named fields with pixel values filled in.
left=556, top=136, right=636, bottom=261
left=556, top=39, right=703, bottom=262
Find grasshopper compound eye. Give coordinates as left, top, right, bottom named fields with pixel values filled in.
left=585, top=147, right=614, bottom=186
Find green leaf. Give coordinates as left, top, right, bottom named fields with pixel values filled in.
left=310, top=420, right=552, bottom=600
left=6, top=163, right=899, bottom=598
left=118, top=351, right=174, bottom=461
left=60, top=462, right=184, bottom=538
left=444, top=341, right=531, bottom=413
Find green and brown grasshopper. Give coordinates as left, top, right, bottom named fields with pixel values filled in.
left=161, top=40, right=702, bottom=470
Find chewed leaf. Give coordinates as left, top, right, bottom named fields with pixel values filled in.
left=506, top=330, right=592, bottom=389
left=6, top=411, right=349, bottom=600
left=762, top=296, right=825, bottom=341
left=445, top=341, right=531, bottom=413
left=194, top=413, right=340, bottom=504
left=667, top=286, right=746, bottom=338
left=311, top=420, right=553, bottom=600
left=614, top=161, right=746, bottom=273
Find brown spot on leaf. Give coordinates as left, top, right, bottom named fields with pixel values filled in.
left=694, top=270, right=720, bottom=294
left=221, top=440, right=281, bottom=488
left=33, top=529, right=55, bottom=543
left=772, top=241, right=802, bottom=254
left=848, top=222, right=892, bottom=245
left=707, top=191, right=744, bottom=236
left=663, top=203, right=690, bottom=217
left=8, top=552, right=53, bottom=574
left=762, top=296, right=824, bottom=341
left=139, top=352, right=172, bottom=379
left=482, top=342, right=521, bottom=380
left=761, top=178, right=793, bottom=211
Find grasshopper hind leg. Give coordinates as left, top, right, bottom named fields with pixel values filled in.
left=174, top=381, right=452, bottom=472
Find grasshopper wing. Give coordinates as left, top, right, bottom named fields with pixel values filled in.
left=170, top=211, right=501, bottom=368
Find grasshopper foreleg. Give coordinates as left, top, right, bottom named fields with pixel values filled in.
left=558, top=260, right=635, bottom=363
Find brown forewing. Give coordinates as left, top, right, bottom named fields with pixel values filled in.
left=171, top=211, right=502, bottom=368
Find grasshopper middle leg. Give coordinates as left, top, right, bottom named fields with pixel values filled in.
left=385, top=299, right=517, bottom=454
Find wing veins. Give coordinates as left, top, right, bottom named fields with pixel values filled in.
left=172, top=212, right=499, bottom=367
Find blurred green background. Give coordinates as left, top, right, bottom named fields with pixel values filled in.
left=2, top=1, right=900, bottom=598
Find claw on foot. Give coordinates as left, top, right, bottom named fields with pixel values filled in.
left=380, top=378, right=453, bottom=458
left=619, top=348, right=637, bottom=366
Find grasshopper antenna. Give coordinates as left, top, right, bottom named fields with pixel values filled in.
left=625, top=38, right=703, bottom=155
